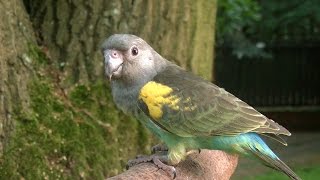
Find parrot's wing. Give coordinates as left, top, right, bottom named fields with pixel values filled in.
left=137, top=64, right=291, bottom=142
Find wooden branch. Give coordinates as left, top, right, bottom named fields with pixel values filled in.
left=107, top=150, right=238, bottom=180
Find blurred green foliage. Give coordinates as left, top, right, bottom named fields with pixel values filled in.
left=257, top=0, right=320, bottom=42
left=216, top=0, right=264, bottom=59
left=216, top=0, right=320, bottom=59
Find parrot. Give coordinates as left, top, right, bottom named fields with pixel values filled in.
left=101, top=34, right=301, bottom=180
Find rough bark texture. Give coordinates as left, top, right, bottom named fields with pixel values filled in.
left=108, top=150, right=238, bottom=180
left=0, top=0, right=235, bottom=179
left=0, top=0, right=36, bottom=157
left=26, top=0, right=216, bottom=83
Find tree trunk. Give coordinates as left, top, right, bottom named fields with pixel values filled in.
left=0, top=0, right=233, bottom=179
left=0, top=0, right=36, bottom=158
left=26, top=0, right=216, bottom=82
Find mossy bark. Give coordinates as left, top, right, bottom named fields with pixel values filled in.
left=25, top=0, right=216, bottom=82
left=0, top=0, right=36, bottom=157
left=1, top=0, right=217, bottom=179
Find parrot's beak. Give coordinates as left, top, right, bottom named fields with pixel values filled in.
left=104, top=50, right=123, bottom=81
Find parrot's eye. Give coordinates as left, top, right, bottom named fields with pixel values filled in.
left=131, top=46, right=139, bottom=56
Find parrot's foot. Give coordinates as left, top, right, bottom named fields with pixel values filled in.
left=126, top=154, right=176, bottom=179
left=151, top=144, right=168, bottom=153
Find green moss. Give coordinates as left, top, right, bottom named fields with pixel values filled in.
left=0, top=43, right=152, bottom=179
left=27, top=43, right=50, bottom=65
left=69, top=84, right=94, bottom=109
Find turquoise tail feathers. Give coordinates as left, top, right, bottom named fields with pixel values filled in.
left=211, top=133, right=301, bottom=180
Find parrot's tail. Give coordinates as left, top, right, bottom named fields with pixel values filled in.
left=240, top=134, right=302, bottom=180
left=248, top=146, right=301, bottom=180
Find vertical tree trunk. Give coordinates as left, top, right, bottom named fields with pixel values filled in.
left=26, top=0, right=216, bottom=83
left=1, top=0, right=221, bottom=179
left=0, top=0, right=35, bottom=157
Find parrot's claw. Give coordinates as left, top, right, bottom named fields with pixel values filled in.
left=151, top=144, right=168, bottom=153
left=126, top=154, right=177, bottom=179
left=186, top=149, right=202, bottom=156
left=153, top=156, right=176, bottom=179
left=127, top=155, right=152, bottom=169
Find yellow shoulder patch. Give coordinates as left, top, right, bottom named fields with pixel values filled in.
left=139, top=81, right=180, bottom=120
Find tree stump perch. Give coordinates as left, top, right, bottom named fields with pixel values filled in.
left=108, top=150, right=238, bottom=180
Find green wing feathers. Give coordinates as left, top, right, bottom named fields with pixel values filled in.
left=138, top=64, right=291, bottom=140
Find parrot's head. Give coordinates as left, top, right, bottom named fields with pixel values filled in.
left=101, top=34, right=166, bottom=85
